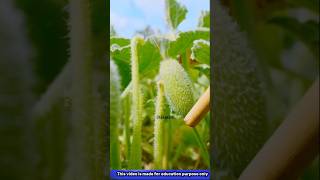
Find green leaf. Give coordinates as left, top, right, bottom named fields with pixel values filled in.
left=137, top=39, right=162, bottom=78
left=110, top=37, right=130, bottom=47
left=110, top=38, right=162, bottom=89
left=168, top=29, right=209, bottom=58
left=165, top=0, right=188, bottom=30
left=191, top=39, right=210, bottom=65
left=198, top=11, right=210, bottom=28
left=194, top=64, right=210, bottom=78
left=110, top=46, right=131, bottom=90
left=268, top=16, right=319, bottom=58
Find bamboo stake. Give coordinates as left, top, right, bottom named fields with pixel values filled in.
left=184, top=87, right=210, bottom=127
left=239, top=79, right=319, bottom=180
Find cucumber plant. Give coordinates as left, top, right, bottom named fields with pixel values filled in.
left=110, top=0, right=210, bottom=169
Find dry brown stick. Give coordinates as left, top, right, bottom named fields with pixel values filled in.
left=184, top=87, right=210, bottom=127
left=239, top=79, right=319, bottom=180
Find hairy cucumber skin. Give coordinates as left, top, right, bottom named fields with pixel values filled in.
left=212, top=2, right=267, bottom=177
left=159, top=59, right=194, bottom=117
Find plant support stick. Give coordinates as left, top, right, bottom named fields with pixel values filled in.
left=184, top=87, right=210, bottom=127
left=239, top=79, right=319, bottom=180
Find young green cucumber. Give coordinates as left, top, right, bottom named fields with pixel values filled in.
left=159, top=59, right=195, bottom=117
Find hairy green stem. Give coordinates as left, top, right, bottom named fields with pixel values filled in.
left=154, top=82, right=166, bottom=169
left=167, top=119, right=172, bottom=169
left=110, top=61, right=121, bottom=169
left=120, top=82, right=132, bottom=99
left=163, top=122, right=169, bottom=169
left=123, top=95, right=131, bottom=161
left=128, top=36, right=144, bottom=169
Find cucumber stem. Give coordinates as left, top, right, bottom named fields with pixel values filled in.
left=154, top=82, right=166, bottom=169
left=128, top=36, right=144, bottom=169
left=110, top=61, right=121, bottom=169
left=123, top=96, right=131, bottom=162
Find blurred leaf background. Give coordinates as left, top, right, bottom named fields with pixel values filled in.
left=1, top=0, right=107, bottom=179
left=220, top=0, right=319, bottom=179
left=14, top=0, right=69, bottom=96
